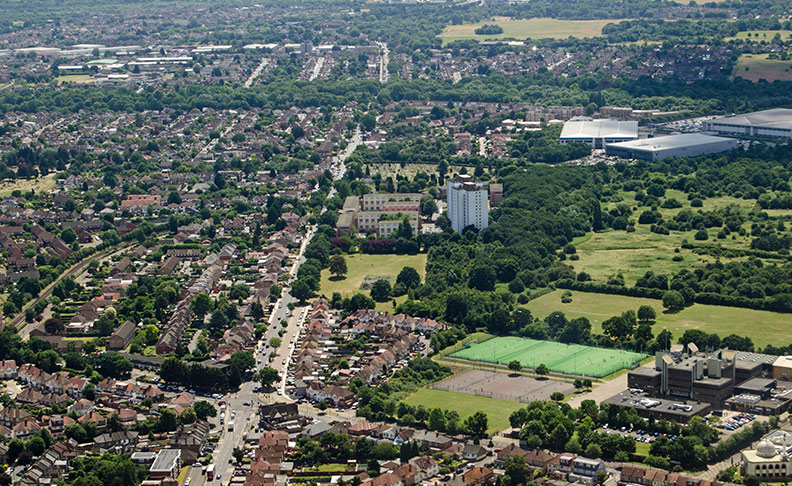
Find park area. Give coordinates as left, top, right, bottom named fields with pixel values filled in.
left=438, top=17, right=623, bottom=44
left=318, top=253, right=427, bottom=312
left=525, top=289, right=792, bottom=349
left=732, top=54, right=792, bottom=82
left=403, top=388, right=524, bottom=433
left=450, top=336, right=646, bottom=378
left=432, top=369, right=574, bottom=403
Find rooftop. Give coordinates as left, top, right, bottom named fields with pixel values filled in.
left=710, top=108, right=792, bottom=129
left=560, top=119, right=638, bottom=140
left=150, top=449, right=181, bottom=473
left=605, top=133, right=734, bottom=151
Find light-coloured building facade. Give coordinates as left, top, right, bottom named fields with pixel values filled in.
left=362, top=193, right=422, bottom=211
left=742, top=431, right=792, bottom=481
left=447, top=175, right=489, bottom=233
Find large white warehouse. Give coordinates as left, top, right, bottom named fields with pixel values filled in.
left=704, top=108, right=792, bottom=139
left=559, top=119, right=639, bottom=148
left=605, top=133, right=739, bottom=161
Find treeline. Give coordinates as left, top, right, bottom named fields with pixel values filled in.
left=4, top=73, right=792, bottom=118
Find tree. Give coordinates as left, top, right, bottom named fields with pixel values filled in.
left=370, top=279, right=392, bottom=302
left=637, top=305, right=657, bottom=322
left=191, top=292, right=212, bottom=319
left=180, top=407, right=197, bottom=425
left=585, top=443, right=602, bottom=459
left=83, top=383, right=96, bottom=401
left=396, top=266, right=421, bottom=290
left=551, top=392, right=565, bottom=402
left=269, top=337, right=282, bottom=348
left=535, top=363, right=549, bottom=377
left=507, top=360, right=522, bottom=373
left=107, top=413, right=124, bottom=432
left=255, top=367, right=280, bottom=389
left=229, top=351, right=255, bottom=372
left=329, top=255, right=348, bottom=278
left=662, top=290, right=685, bottom=311
left=44, top=317, right=64, bottom=335
left=428, top=408, right=447, bottom=431
left=464, top=411, right=488, bottom=439
left=60, top=227, right=77, bottom=244
left=232, top=448, right=244, bottom=464
left=91, top=352, right=132, bottom=378
left=468, top=265, right=496, bottom=291
left=25, top=436, right=46, bottom=456
left=290, top=279, right=313, bottom=302
left=7, top=438, right=24, bottom=461
left=156, top=408, right=178, bottom=432
left=194, top=401, right=217, bottom=420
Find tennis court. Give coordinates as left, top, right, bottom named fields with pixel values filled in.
left=449, top=336, right=646, bottom=377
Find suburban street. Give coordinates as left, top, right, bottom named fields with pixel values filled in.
left=195, top=127, right=361, bottom=486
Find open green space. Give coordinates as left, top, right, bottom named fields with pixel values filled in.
left=54, top=74, right=96, bottom=85
left=451, top=336, right=646, bottom=377
left=725, top=30, right=792, bottom=41
left=732, top=54, right=792, bottom=82
left=577, top=190, right=767, bottom=285
left=318, top=253, right=427, bottom=312
left=438, top=17, right=624, bottom=44
left=525, top=289, right=792, bottom=349
left=0, top=173, right=57, bottom=197
left=403, top=387, right=523, bottom=433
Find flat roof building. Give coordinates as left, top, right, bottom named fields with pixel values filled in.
left=560, top=119, right=638, bottom=148
left=603, top=390, right=710, bottom=422
left=605, top=133, right=738, bottom=161
left=149, top=448, right=181, bottom=480
left=705, top=108, right=792, bottom=139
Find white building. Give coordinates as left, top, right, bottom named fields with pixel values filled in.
left=605, top=133, right=739, bottom=161
left=705, top=108, right=792, bottom=139
left=559, top=119, right=638, bottom=148
left=741, top=431, right=792, bottom=481
left=447, top=175, right=489, bottom=233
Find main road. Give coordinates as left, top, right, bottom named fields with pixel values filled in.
left=196, top=128, right=362, bottom=486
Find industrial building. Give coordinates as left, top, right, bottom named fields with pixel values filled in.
left=559, top=119, right=638, bottom=148
left=622, top=345, right=792, bottom=419
left=447, top=175, right=489, bottom=233
left=605, top=133, right=739, bottom=161
left=705, top=108, right=792, bottom=139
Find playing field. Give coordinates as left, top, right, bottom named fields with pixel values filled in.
left=732, top=54, right=792, bottom=82
left=438, top=17, right=623, bottom=44
left=403, top=388, right=524, bottom=433
left=525, top=289, right=792, bottom=349
left=450, top=336, right=646, bottom=378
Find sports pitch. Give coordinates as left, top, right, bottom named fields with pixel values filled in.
left=449, top=336, right=646, bottom=378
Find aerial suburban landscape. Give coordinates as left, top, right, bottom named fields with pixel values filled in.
left=2, top=0, right=792, bottom=486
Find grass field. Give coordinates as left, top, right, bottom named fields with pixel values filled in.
left=732, top=54, right=792, bottom=82
left=54, top=74, right=96, bottom=85
left=318, top=253, right=427, bottom=312
left=0, top=174, right=57, bottom=197
left=578, top=190, right=765, bottom=285
left=450, top=336, right=646, bottom=377
left=403, top=388, right=524, bottom=433
left=525, top=289, right=792, bottom=349
left=438, top=17, right=623, bottom=44
left=725, top=30, right=792, bottom=41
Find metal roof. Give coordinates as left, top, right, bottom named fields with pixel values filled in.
left=710, top=108, right=792, bottom=129
left=560, top=119, right=638, bottom=139
left=606, top=133, right=734, bottom=152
